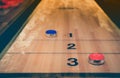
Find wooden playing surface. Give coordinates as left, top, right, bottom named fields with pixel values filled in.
left=0, top=0, right=120, bottom=73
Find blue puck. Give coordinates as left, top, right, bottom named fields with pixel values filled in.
left=45, top=30, right=57, bottom=37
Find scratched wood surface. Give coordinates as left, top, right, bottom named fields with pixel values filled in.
left=0, top=0, right=120, bottom=73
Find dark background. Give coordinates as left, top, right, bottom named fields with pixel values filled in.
left=0, top=0, right=41, bottom=54
left=95, top=0, right=120, bottom=29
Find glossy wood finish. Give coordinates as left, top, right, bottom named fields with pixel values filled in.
left=0, top=0, right=120, bottom=73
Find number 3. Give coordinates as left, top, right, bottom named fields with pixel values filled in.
left=67, top=58, right=79, bottom=66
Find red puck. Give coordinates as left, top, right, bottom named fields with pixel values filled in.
left=2, top=0, right=9, bottom=3
left=88, top=53, right=105, bottom=65
left=0, top=4, right=10, bottom=9
left=89, top=53, right=104, bottom=60
left=2, top=0, right=21, bottom=7
left=6, top=1, right=19, bottom=7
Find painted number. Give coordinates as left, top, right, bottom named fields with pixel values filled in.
left=69, top=33, right=72, bottom=37
left=67, top=43, right=76, bottom=49
left=67, top=58, right=79, bottom=66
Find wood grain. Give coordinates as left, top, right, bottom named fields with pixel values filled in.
left=0, top=0, right=120, bottom=73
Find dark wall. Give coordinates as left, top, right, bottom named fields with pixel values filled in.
left=95, top=0, right=120, bottom=28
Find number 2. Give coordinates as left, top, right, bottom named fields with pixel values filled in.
left=67, top=43, right=76, bottom=49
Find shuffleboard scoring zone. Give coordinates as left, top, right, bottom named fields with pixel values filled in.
left=0, top=0, right=120, bottom=75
